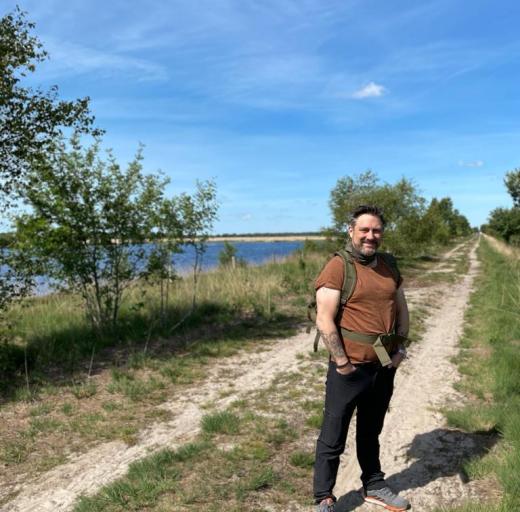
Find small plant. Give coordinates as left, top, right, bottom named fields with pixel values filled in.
left=1, top=439, right=30, bottom=465
left=289, top=450, right=315, bottom=468
left=72, top=380, right=97, bottom=399
left=305, top=413, right=323, bottom=430
left=218, top=241, right=238, bottom=267
left=61, top=402, right=75, bottom=416
left=201, top=411, right=240, bottom=435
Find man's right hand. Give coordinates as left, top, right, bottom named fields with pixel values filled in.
left=336, top=362, right=357, bottom=375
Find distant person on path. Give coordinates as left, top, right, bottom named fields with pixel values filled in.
left=313, top=205, right=410, bottom=512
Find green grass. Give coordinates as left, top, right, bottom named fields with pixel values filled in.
left=289, top=450, right=315, bottom=468
left=74, top=443, right=208, bottom=512
left=441, top=238, right=520, bottom=511
left=201, top=411, right=241, bottom=435
left=0, top=237, right=473, bottom=502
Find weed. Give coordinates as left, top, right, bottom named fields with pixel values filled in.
left=201, top=411, right=240, bottom=435
left=29, top=417, right=62, bottom=435
left=0, top=439, right=30, bottom=465
left=61, top=402, right=75, bottom=415
left=72, top=381, right=97, bottom=399
left=236, top=467, right=278, bottom=499
left=289, top=450, right=315, bottom=468
left=107, top=372, right=165, bottom=401
left=29, top=403, right=53, bottom=416
left=306, top=413, right=323, bottom=430
left=101, top=401, right=122, bottom=412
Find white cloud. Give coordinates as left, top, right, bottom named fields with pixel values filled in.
left=458, top=160, right=484, bottom=168
left=352, top=82, right=387, bottom=99
left=241, top=213, right=253, bottom=221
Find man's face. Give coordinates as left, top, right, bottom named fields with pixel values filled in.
left=348, top=213, right=383, bottom=256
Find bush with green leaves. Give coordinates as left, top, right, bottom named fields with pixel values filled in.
left=14, top=134, right=166, bottom=332
left=483, top=168, right=520, bottom=245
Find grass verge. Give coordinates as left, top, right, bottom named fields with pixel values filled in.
left=438, top=237, right=520, bottom=511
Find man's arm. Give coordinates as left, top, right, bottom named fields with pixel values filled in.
left=316, top=286, right=356, bottom=374
left=391, top=285, right=409, bottom=368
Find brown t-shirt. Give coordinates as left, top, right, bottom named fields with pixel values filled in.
left=315, top=255, right=402, bottom=364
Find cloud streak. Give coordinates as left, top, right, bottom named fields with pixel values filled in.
left=351, top=82, right=387, bottom=99
left=46, top=40, right=168, bottom=81
left=458, top=160, right=484, bottom=168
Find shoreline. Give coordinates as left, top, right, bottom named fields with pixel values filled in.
left=206, top=235, right=326, bottom=242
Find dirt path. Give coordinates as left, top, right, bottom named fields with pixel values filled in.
left=3, top=240, right=480, bottom=512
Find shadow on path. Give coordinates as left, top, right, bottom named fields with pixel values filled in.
left=335, top=427, right=498, bottom=512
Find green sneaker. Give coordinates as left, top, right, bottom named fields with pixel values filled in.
left=363, top=486, right=410, bottom=511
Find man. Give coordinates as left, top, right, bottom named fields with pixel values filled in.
left=313, top=205, right=410, bottom=512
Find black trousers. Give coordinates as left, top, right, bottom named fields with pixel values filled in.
left=313, top=360, right=396, bottom=503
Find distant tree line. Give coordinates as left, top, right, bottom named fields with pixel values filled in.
left=326, top=171, right=473, bottom=255
left=212, top=232, right=322, bottom=238
left=481, top=168, right=520, bottom=245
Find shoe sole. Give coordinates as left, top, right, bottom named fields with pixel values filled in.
left=364, top=495, right=409, bottom=512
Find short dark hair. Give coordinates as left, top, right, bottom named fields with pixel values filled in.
left=349, top=205, right=386, bottom=228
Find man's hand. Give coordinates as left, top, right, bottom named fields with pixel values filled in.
left=336, top=362, right=357, bottom=375
left=390, top=350, right=406, bottom=368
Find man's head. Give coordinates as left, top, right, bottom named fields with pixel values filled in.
left=348, top=205, right=385, bottom=257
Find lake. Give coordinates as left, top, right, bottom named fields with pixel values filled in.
left=174, top=240, right=305, bottom=272
left=30, top=240, right=306, bottom=295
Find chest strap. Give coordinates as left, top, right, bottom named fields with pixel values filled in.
left=340, top=328, right=407, bottom=367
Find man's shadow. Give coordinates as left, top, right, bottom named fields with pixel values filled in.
left=334, top=427, right=498, bottom=511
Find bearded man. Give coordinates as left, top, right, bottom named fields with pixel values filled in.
left=313, top=205, right=410, bottom=512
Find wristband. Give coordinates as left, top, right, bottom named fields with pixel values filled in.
left=336, top=361, right=350, bottom=369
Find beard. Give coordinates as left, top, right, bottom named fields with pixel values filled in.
left=353, top=239, right=378, bottom=256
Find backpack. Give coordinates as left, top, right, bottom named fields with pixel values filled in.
left=306, top=249, right=401, bottom=352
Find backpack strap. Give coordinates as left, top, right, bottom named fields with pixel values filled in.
left=377, top=252, right=401, bottom=286
left=334, top=249, right=357, bottom=309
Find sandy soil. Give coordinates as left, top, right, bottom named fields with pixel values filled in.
left=3, top=239, right=484, bottom=512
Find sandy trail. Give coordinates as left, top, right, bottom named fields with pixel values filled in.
left=3, top=239, right=480, bottom=512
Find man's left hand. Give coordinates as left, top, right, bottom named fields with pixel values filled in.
left=390, top=351, right=406, bottom=368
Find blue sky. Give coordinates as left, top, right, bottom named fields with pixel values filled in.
left=5, top=0, right=519, bottom=233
